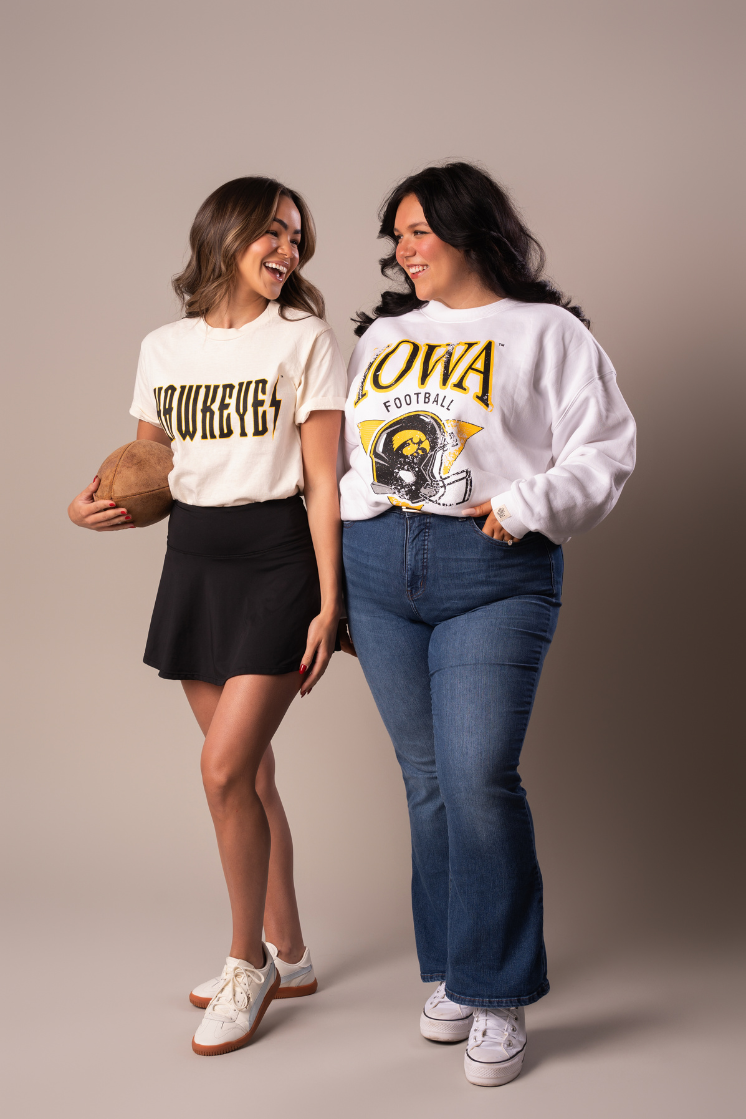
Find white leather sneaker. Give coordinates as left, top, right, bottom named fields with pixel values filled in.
left=419, top=982, right=474, bottom=1042
left=189, top=942, right=316, bottom=1009
left=464, top=1006, right=526, bottom=1086
left=267, top=942, right=317, bottom=999
left=191, top=950, right=279, bottom=1056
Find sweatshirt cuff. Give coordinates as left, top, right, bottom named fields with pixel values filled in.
left=491, top=493, right=529, bottom=539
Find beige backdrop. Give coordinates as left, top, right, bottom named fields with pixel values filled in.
left=1, top=1, right=743, bottom=1116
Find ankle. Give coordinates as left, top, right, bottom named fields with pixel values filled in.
left=229, top=943, right=266, bottom=969
left=271, top=941, right=306, bottom=965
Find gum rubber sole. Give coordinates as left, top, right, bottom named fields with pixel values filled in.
left=191, top=972, right=281, bottom=1056
left=274, top=978, right=318, bottom=999
left=189, top=976, right=317, bottom=1009
left=464, top=1045, right=525, bottom=1086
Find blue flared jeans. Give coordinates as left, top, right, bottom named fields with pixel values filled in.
left=342, top=508, right=563, bottom=1007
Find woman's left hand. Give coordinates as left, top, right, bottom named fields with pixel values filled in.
left=462, top=500, right=520, bottom=543
left=299, top=611, right=339, bottom=696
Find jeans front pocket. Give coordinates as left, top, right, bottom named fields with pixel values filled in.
left=469, top=515, right=524, bottom=548
left=466, top=517, right=559, bottom=599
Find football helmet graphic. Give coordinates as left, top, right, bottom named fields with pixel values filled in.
left=359, top=412, right=482, bottom=507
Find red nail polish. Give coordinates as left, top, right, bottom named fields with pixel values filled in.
left=109, top=502, right=116, bottom=507
left=124, top=516, right=132, bottom=521
left=299, top=664, right=308, bottom=674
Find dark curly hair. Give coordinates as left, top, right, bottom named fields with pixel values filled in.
left=353, top=161, right=587, bottom=336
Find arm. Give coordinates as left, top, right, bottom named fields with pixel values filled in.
left=298, top=409, right=344, bottom=696
left=462, top=506, right=520, bottom=542
left=137, top=420, right=172, bottom=446
left=466, top=376, right=636, bottom=546
left=67, top=421, right=170, bottom=531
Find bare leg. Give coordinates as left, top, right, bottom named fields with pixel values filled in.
left=183, top=680, right=307, bottom=961
left=255, top=746, right=306, bottom=963
left=182, top=674, right=301, bottom=967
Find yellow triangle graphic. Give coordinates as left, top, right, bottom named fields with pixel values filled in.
left=442, top=421, right=483, bottom=476
left=358, top=419, right=386, bottom=454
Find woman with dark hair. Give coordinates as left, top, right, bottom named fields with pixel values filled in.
left=340, top=162, right=635, bottom=1086
left=68, top=177, right=346, bottom=1055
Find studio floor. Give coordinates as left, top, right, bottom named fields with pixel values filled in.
left=3, top=902, right=742, bottom=1119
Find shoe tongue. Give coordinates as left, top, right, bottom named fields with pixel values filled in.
left=479, top=1008, right=512, bottom=1036
left=209, top=956, right=264, bottom=1018
left=226, top=956, right=250, bottom=968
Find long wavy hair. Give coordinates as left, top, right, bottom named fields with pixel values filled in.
left=354, top=161, right=587, bottom=336
left=174, top=176, right=324, bottom=320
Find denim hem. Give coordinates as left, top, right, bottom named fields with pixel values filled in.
left=420, top=972, right=446, bottom=983
left=443, top=978, right=550, bottom=1008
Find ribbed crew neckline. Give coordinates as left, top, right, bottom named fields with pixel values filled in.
left=201, top=300, right=277, bottom=340
left=419, top=298, right=512, bottom=324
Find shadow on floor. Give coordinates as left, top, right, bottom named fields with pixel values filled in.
left=253, top=1001, right=307, bottom=1041
left=523, top=1010, right=667, bottom=1076
left=314, top=940, right=414, bottom=992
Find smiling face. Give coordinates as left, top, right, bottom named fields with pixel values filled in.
left=235, top=193, right=301, bottom=301
left=393, top=192, right=500, bottom=309
left=393, top=193, right=473, bottom=303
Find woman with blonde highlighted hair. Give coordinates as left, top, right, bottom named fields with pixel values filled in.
left=68, top=176, right=346, bottom=1055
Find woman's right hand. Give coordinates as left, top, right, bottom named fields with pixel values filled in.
left=67, top=477, right=134, bottom=531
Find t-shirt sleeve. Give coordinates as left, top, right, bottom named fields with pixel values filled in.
left=295, top=328, right=348, bottom=424
left=129, top=340, right=162, bottom=427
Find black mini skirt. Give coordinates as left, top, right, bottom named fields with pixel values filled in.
left=144, top=495, right=320, bottom=684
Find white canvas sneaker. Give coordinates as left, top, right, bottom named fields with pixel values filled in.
left=419, top=982, right=474, bottom=1042
left=464, top=1006, right=526, bottom=1086
left=189, top=942, right=316, bottom=1008
left=191, top=950, right=279, bottom=1056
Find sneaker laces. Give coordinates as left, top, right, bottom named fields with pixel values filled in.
left=208, top=961, right=265, bottom=1019
left=426, top=982, right=449, bottom=1010
left=470, top=1007, right=519, bottom=1050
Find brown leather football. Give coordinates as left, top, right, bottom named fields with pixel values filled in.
left=96, top=440, right=174, bottom=527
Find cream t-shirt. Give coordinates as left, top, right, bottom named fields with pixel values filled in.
left=130, top=302, right=347, bottom=506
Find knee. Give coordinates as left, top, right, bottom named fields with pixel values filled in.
left=400, top=763, right=441, bottom=813
left=201, top=758, right=249, bottom=809
left=446, top=774, right=526, bottom=826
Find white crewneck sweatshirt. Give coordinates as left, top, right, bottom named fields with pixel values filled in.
left=339, top=298, right=635, bottom=544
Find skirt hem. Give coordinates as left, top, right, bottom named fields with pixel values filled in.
left=145, top=659, right=302, bottom=686
left=144, top=497, right=319, bottom=685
